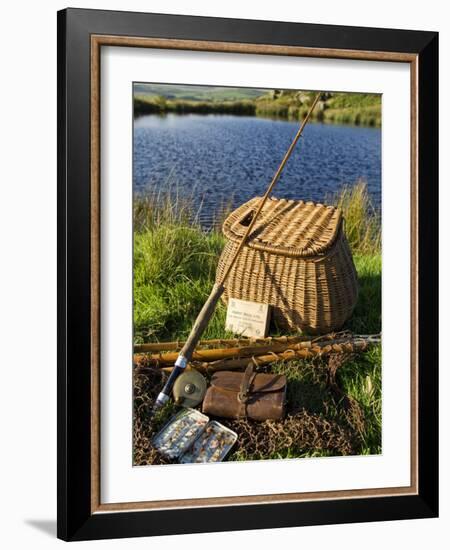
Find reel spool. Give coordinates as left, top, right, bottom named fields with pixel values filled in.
left=172, top=370, right=207, bottom=408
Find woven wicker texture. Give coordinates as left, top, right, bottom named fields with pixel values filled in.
left=217, top=197, right=358, bottom=333
left=222, top=197, right=342, bottom=258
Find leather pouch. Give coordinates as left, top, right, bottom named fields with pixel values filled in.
left=202, top=363, right=286, bottom=421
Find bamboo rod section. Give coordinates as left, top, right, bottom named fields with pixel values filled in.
left=137, top=342, right=305, bottom=364
left=134, top=334, right=314, bottom=353
left=134, top=335, right=381, bottom=375
left=194, top=337, right=380, bottom=373
left=136, top=335, right=353, bottom=365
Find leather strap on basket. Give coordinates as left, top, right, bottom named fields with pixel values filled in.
left=237, top=363, right=257, bottom=417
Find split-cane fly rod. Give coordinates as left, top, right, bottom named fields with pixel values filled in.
left=151, top=92, right=322, bottom=415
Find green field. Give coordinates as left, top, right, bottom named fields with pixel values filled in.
left=134, top=83, right=266, bottom=101
left=133, top=182, right=382, bottom=465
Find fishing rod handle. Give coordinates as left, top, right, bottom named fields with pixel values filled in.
left=154, top=361, right=186, bottom=408
left=179, top=283, right=225, bottom=362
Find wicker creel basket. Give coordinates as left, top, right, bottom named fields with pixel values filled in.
left=216, top=196, right=358, bottom=334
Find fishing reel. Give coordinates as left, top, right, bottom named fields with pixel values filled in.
left=172, top=370, right=207, bottom=408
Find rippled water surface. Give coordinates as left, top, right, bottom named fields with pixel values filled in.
left=134, top=114, right=381, bottom=225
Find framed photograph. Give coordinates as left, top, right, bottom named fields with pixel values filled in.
left=57, top=8, right=438, bottom=541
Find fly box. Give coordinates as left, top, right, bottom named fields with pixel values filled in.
left=152, top=408, right=209, bottom=460
left=179, top=421, right=237, bottom=464
left=153, top=409, right=237, bottom=463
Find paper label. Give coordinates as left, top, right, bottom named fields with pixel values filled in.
left=225, top=298, right=270, bottom=338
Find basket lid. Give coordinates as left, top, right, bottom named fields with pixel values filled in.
left=222, top=197, right=342, bottom=258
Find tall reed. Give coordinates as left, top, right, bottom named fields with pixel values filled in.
left=333, top=181, right=381, bottom=255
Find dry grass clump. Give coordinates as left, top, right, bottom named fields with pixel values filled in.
left=334, top=180, right=381, bottom=255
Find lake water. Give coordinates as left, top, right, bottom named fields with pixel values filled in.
left=134, top=114, right=381, bottom=226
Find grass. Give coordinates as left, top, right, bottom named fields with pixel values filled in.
left=134, top=95, right=256, bottom=117
left=133, top=189, right=228, bottom=342
left=134, top=89, right=382, bottom=127
left=133, top=183, right=382, bottom=461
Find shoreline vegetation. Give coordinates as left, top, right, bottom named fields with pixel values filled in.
left=134, top=89, right=382, bottom=127
left=133, top=182, right=382, bottom=461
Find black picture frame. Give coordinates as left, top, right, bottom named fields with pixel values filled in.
left=57, top=7, right=438, bottom=541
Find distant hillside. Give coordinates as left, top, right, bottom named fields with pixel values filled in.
left=255, top=90, right=381, bottom=127
left=133, top=83, right=266, bottom=102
